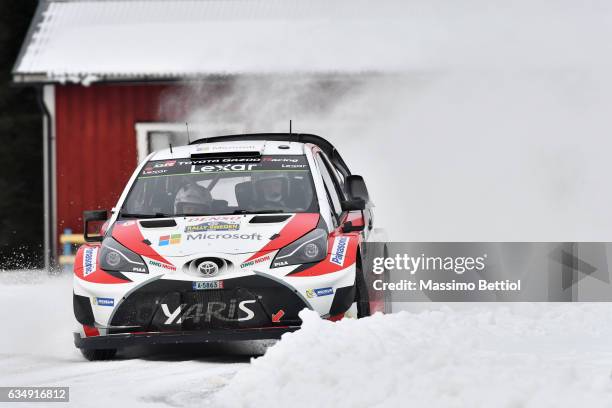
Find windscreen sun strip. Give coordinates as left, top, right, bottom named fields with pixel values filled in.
left=139, top=155, right=310, bottom=178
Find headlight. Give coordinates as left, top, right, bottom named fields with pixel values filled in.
left=99, top=237, right=148, bottom=273
left=271, top=228, right=327, bottom=268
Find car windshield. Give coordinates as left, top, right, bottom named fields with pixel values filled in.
left=120, top=155, right=317, bottom=217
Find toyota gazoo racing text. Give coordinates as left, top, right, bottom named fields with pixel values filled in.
left=73, top=134, right=386, bottom=360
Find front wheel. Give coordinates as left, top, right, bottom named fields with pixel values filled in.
left=355, top=246, right=391, bottom=317
left=355, top=257, right=371, bottom=318
left=80, top=348, right=117, bottom=361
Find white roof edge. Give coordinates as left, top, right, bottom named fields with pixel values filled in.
left=12, top=70, right=386, bottom=85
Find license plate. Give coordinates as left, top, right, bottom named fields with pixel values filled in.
left=192, top=281, right=224, bottom=290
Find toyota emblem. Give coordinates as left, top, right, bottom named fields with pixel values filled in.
left=198, top=261, right=219, bottom=277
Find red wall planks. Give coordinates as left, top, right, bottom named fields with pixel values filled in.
left=54, top=83, right=181, bottom=247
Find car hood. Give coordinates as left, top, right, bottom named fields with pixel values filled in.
left=111, top=213, right=320, bottom=258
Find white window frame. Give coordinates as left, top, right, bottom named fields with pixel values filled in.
left=134, top=122, right=245, bottom=164
left=134, top=122, right=190, bottom=164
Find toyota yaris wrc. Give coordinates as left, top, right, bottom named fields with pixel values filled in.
left=73, top=133, right=386, bottom=360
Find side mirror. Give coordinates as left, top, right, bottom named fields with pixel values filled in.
left=345, top=175, right=370, bottom=202
left=84, top=210, right=108, bottom=242
left=342, top=220, right=365, bottom=233
left=341, top=199, right=366, bottom=211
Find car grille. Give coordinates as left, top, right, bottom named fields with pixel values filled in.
left=110, top=288, right=268, bottom=332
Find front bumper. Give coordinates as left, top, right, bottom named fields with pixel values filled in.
left=75, top=267, right=356, bottom=332
left=74, top=326, right=300, bottom=350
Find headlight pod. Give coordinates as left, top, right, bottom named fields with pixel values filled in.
left=271, top=228, right=327, bottom=268
left=99, top=237, right=148, bottom=273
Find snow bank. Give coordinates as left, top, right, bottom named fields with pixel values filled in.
left=214, top=304, right=612, bottom=408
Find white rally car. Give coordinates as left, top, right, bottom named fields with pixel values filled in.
left=73, top=133, right=386, bottom=360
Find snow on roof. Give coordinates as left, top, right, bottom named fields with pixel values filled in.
left=13, top=0, right=412, bottom=84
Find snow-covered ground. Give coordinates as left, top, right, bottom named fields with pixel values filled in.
left=2, top=271, right=612, bottom=407
left=0, top=271, right=265, bottom=408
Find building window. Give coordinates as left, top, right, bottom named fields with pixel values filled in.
left=135, top=122, right=244, bottom=163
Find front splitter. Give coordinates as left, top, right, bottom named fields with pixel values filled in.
left=74, top=326, right=300, bottom=349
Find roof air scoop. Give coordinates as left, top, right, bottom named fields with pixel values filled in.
left=189, top=151, right=261, bottom=161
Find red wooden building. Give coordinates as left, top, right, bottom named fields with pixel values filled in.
left=13, top=0, right=401, bottom=267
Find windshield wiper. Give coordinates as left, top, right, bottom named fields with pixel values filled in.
left=119, top=212, right=173, bottom=219
left=231, top=209, right=285, bottom=215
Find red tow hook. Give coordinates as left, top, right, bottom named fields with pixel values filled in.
left=272, top=309, right=285, bottom=323
left=326, top=313, right=345, bottom=322
left=82, top=325, right=100, bottom=337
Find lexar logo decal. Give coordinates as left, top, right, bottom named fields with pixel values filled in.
left=330, top=236, right=350, bottom=266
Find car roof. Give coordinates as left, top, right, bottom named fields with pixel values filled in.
left=149, top=133, right=351, bottom=176
left=149, top=140, right=305, bottom=161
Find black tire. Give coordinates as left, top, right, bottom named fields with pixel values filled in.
left=80, top=348, right=117, bottom=361
left=355, top=256, right=371, bottom=318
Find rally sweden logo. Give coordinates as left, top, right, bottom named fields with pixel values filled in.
left=330, top=236, right=350, bottom=266
left=159, top=234, right=181, bottom=246
left=185, top=221, right=240, bottom=233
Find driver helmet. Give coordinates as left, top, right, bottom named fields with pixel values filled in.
left=174, top=182, right=212, bottom=215
left=252, top=172, right=289, bottom=204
